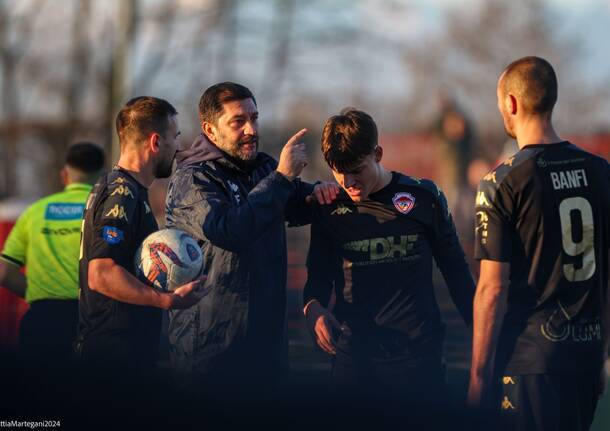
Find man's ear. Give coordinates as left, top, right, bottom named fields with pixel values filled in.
left=507, top=94, right=518, bottom=116
left=59, top=167, right=69, bottom=186
left=148, top=133, right=161, bottom=154
left=202, top=122, right=217, bottom=145
left=374, top=146, right=383, bottom=163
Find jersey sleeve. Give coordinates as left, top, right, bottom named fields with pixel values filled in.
left=88, top=181, right=139, bottom=264
left=430, top=186, right=475, bottom=325
left=0, top=207, right=31, bottom=267
left=474, top=177, right=513, bottom=262
left=303, top=217, right=337, bottom=308
left=284, top=179, right=315, bottom=227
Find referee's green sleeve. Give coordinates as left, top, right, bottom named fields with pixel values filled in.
left=1, top=209, right=30, bottom=268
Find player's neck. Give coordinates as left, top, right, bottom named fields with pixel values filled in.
left=371, top=167, right=393, bottom=195
left=516, top=117, right=562, bottom=149
left=116, top=151, right=155, bottom=188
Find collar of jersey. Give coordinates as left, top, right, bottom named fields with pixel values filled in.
left=520, top=140, right=570, bottom=149
left=64, top=183, right=93, bottom=192
left=112, top=165, right=147, bottom=188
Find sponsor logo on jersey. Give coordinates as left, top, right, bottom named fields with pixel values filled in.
left=41, top=227, right=81, bottom=235
left=331, top=204, right=353, bottom=216
left=392, top=192, right=415, bottom=214
left=540, top=307, right=601, bottom=343
left=105, top=204, right=129, bottom=222
left=110, top=185, right=135, bottom=199
left=343, top=235, right=419, bottom=263
left=504, top=156, right=515, bottom=167
left=537, top=157, right=586, bottom=169
left=102, top=226, right=124, bottom=245
left=483, top=171, right=497, bottom=183
left=502, top=377, right=516, bottom=385
left=475, top=191, right=491, bottom=207
left=112, top=177, right=128, bottom=184
left=45, top=203, right=85, bottom=220
left=501, top=396, right=516, bottom=410
left=143, top=201, right=152, bottom=214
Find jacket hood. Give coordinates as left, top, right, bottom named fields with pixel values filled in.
left=175, top=134, right=275, bottom=174
left=175, top=134, right=223, bottom=167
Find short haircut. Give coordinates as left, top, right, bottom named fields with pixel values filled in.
left=198, top=82, right=256, bottom=125
left=65, top=142, right=105, bottom=173
left=321, top=108, right=378, bottom=173
left=115, top=96, right=178, bottom=146
left=501, top=56, right=558, bottom=115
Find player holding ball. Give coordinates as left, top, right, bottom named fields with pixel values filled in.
left=76, top=96, right=208, bottom=373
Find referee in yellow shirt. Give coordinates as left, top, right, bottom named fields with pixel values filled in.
left=0, top=142, right=105, bottom=364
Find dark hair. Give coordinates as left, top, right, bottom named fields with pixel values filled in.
left=502, top=56, right=558, bottom=115
left=321, top=108, right=378, bottom=173
left=115, top=96, right=178, bottom=145
left=198, top=82, right=256, bottom=125
left=65, top=142, right=105, bottom=173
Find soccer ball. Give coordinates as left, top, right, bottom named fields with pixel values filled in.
left=135, top=228, right=203, bottom=292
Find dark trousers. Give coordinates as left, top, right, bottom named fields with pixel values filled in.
left=18, top=299, right=79, bottom=366
left=494, top=373, right=600, bottom=431
left=332, top=350, right=447, bottom=401
left=329, top=347, right=451, bottom=429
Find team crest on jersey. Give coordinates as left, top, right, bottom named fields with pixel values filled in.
left=392, top=192, right=415, bottom=214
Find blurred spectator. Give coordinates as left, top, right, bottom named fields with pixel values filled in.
left=432, top=94, right=475, bottom=209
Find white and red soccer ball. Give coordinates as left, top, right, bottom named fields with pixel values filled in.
left=135, top=228, right=203, bottom=292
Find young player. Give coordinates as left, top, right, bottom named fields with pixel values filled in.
left=303, top=109, right=475, bottom=414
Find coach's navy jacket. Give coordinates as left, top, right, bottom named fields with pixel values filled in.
left=165, top=137, right=313, bottom=382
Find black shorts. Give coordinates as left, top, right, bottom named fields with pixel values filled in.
left=19, top=299, right=79, bottom=365
left=497, top=373, right=600, bottom=431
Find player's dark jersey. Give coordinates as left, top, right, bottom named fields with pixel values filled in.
left=475, top=141, right=610, bottom=374
left=77, top=166, right=161, bottom=365
left=304, top=172, right=474, bottom=361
